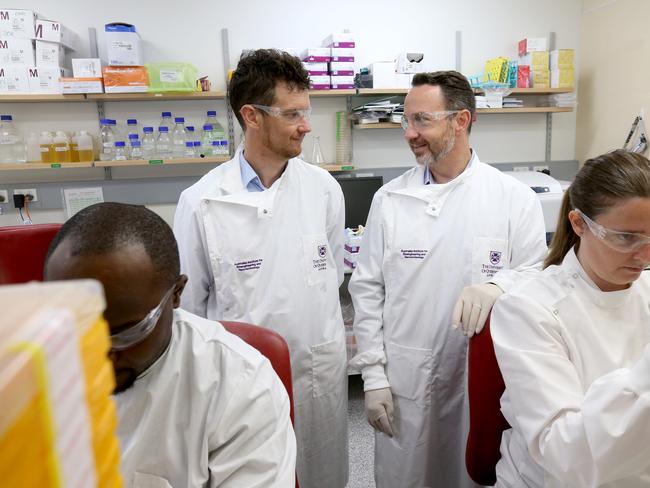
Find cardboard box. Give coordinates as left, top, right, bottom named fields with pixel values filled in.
left=322, top=32, right=355, bottom=48
left=551, top=68, right=574, bottom=88
left=105, top=23, right=143, bottom=66
left=531, top=68, right=550, bottom=88
left=35, top=40, right=65, bottom=68
left=309, top=75, right=330, bottom=90
left=0, top=65, right=29, bottom=93
left=517, top=65, right=530, bottom=88
left=301, top=48, right=331, bottom=63
left=26, top=66, right=69, bottom=93
left=330, top=47, right=354, bottom=62
left=329, top=62, right=355, bottom=76
left=34, top=19, right=79, bottom=51
left=519, top=51, right=549, bottom=70
left=518, top=37, right=548, bottom=56
left=72, top=58, right=102, bottom=78
left=0, top=38, right=34, bottom=65
left=0, top=9, right=36, bottom=39
left=330, top=75, right=354, bottom=89
left=302, top=62, right=328, bottom=76
left=102, top=66, right=148, bottom=93
left=60, top=77, right=103, bottom=94
left=550, top=49, right=574, bottom=70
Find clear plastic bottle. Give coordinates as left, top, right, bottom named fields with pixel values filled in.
left=193, top=140, right=202, bottom=157
left=114, top=141, right=128, bottom=161
left=69, top=131, right=79, bottom=162
left=219, top=139, right=229, bottom=156
left=53, top=131, right=72, bottom=163
left=25, top=132, right=41, bottom=162
left=204, top=110, right=218, bottom=128
left=155, top=126, right=172, bottom=159
left=129, top=140, right=143, bottom=160
left=39, top=131, right=54, bottom=163
left=201, top=124, right=214, bottom=153
left=126, top=118, right=139, bottom=140
left=171, top=117, right=187, bottom=158
left=0, top=115, right=24, bottom=163
left=210, top=140, right=220, bottom=157
left=76, top=130, right=94, bottom=162
left=142, top=126, right=156, bottom=160
left=99, top=119, right=116, bottom=161
left=211, top=116, right=226, bottom=148
left=183, top=141, right=195, bottom=158
left=159, top=111, right=173, bottom=131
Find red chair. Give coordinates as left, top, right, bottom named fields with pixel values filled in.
left=0, top=223, right=62, bottom=284
left=221, top=321, right=298, bottom=488
left=465, top=315, right=511, bottom=486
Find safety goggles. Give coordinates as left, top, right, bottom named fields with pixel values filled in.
left=401, top=110, right=460, bottom=131
left=576, top=208, right=650, bottom=252
left=110, top=284, right=176, bottom=351
left=250, top=104, right=312, bottom=123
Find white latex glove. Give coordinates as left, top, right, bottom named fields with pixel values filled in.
left=364, top=387, right=395, bottom=437
left=451, top=283, right=503, bottom=337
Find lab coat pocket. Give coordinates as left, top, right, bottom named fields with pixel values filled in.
left=471, top=237, right=509, bottom=285
left=302, top=233, right=334, bottom=286
left=385, top=342, right=433, bottom=406
left=311, top=338, right=346, bottom=398
left=133, top=472, right=173, bottom=488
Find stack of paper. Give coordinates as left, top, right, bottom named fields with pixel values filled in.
left=352, top=97, right=401, bottom=124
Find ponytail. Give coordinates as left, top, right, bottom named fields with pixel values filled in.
left=544, top=191, right=578, bottom=268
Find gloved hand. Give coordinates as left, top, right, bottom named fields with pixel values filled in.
left=451, top=283, right=503, bottom=337
left=364, top=387, right=395, bottom=437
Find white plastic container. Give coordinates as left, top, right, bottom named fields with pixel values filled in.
left=25, top=132, right=40, bottom=162
left=76, top=130, right=94, bottom=162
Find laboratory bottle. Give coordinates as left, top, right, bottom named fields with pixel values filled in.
left=159, top=111, right=173, bottom=131
left=69, top=132, right=79, bottom=162
left=114, top=141, right=128, bottom=161
left=39, top=131, right=54, bottom=163
left=171, top=117, right=187, bottom=158
left=126, top=118, right=139, bottom=140
left=219, top=140, right=229, bottom=156
left=212, top=117, right=226, bottom=148
left=204, top=110, right=218, bottom=128
left=311, top=135, right=325, bottom=165
left=130, top=140, right=144, bottom=160
left=76, top=130, right=94, bottom=162
left=0, top=114, right=24, bottom=163
left=184, top=141, right=195, bottom=158
left=142, top=127, right=156, bottom=159
left=193, top=140, right=202, bottom=157
left=25, top=132, right=41, bottom=162
left=53, top=131, right=72, bottom=163
left=99, top=119, right=116, bottom=161
left=155, top=126, right=172, bottom=159
left=210, top=140, right=220, bottom=157
left=201, top=124, right=214, bottom=152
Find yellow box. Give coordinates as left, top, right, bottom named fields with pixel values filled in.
left=551, top=68, right=574, bottom=88
left=519, top=51, right=549, bottom=70
left=550, top=49, right=574, bottom=70
left=532, top=69, right=550, bottom=88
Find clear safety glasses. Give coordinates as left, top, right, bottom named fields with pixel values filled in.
left=576, top=208, right=650, bottom=252
left=250, top=104, right=312, bottom=124
left=110, top=284, right=176, bottom=351
left=401, top=110, right=460, bottom=131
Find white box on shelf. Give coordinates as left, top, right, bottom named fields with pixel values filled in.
left=72, top=58, right=102, bottom=78
left=26, top=65, right=69, bottom=93
left=301, top=47, right=331, bottom=63
left=60, top=77, right=103, bottom=94
left=322, top=32, right=355, bottom=48
left=330, top=75, right=354, bottom=89
left=368, top=61, right=396, bottom=88
left=309, top=74, right=330, bottom=90
left=34, top=19, right=79, bottom=51
left=35, top=40, right=65, bottom=68
left=329, top=62, right=355, bottom=76
left=330, top=47, right=354, bottom=62
left=302, top=62, right=328, bottom=75
left=0, top=65, right=29, bottom=93
left=105, top=23, right=143, bottom=66
left=0, top=38, right=34, bottom=65
left=0, top=9, right=36, bottom=39
left=395, top=73, right=413, bottom=88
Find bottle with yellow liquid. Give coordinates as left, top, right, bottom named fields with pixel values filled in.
left=39, top=131, right=54, bottom=163
left=76, top=131, right=94, bottom=162
left=69, top=131, right=79, bottom=162
left=53, top=131, right=71, bottom=163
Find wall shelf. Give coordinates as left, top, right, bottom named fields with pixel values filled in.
left=309, top=89, right=357, bottom=97
left=0, top=94, right=87, bottom=103
left=0, top=161, right=94, bottom=170
left=94, top=156, right=229, bottom=167
left=87, top=91, right=226, bottom=101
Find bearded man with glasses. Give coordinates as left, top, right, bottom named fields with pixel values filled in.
left=174, top=49, right=348, bottom=488
left=44, top=202, right=296, bottom=488
left=349, top=70, right=548, bottom=487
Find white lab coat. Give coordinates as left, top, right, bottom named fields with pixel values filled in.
left=115, top=308, right=296, bottom=488
left=349, top=151, right=547, bottom=488
left=173, top=154, right=349, bottom=488
left=492, top=248, right=650, bottom=488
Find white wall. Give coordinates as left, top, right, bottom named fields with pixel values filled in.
left=0, top=0, right=582, bottom=226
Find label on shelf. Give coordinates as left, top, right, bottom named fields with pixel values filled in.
left=148, top=159, right=163, bottom=165
left=51, top=163, right=61, bottom=168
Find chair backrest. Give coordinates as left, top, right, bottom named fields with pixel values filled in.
left=221, top=321, right=295, bottom=424
left=465, top=315, right=511, bottom=486
left=0, top=223, right=62, bottom=284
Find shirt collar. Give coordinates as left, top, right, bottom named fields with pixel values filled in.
left=239, top=151, right=267, bottom=192
left=422, top=149, right=476, bottom=185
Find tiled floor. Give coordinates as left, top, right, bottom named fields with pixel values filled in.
left=347, top=374, right=376, bottom=488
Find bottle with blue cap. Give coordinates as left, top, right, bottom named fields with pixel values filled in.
left=172, top=116, right=187, bottom=158
left=156, top=126, right=172, bottom=159
left=204, top=110, right=218, bottom=128
left=201, top=124, right=214, bottom=155
left=114, top=141, right=128, bottom=161
left=127, top=118, right=139, bottom=140
left=142, top=126, right=156, bottom=159
left=99, top=118, right=116, bottom=161
left=129, top=139, right=143, bottom=160
left=184, top=141, right=195, bottom=158
left=159, top=111, right=173, bottom=131
left=0, top=114, right=25, bottom=163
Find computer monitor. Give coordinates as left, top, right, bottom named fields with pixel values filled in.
left=335, top=176, right=384, bottom=229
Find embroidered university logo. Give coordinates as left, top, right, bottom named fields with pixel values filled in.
left=489, top=250, right=502, bottom=265
left=318, top=245, right=327, bottom=258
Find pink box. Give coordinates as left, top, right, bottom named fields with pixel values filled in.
left=301, top=48, right=331, bottom=63
left=330, top=75, right=354, bottom=89
left=330, top=47, right=354, bottom=62
left=329, top=62, right=355, bottom=76
left=303, top=62, right=328, bottom=76
left=310, top=74, right=331, bottom=90
left=323, top=33, right=355, bottom=49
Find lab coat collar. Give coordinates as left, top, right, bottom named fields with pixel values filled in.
left=562, top=247, right=637, bottom=309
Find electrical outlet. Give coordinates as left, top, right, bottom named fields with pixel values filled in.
left=533, top=165, right=549, bottom=173
left=0, top=190, right=8, bottom=203
left=513, top=166, right=529, bottom=172
left=13, top=188, right=37, bottom=202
